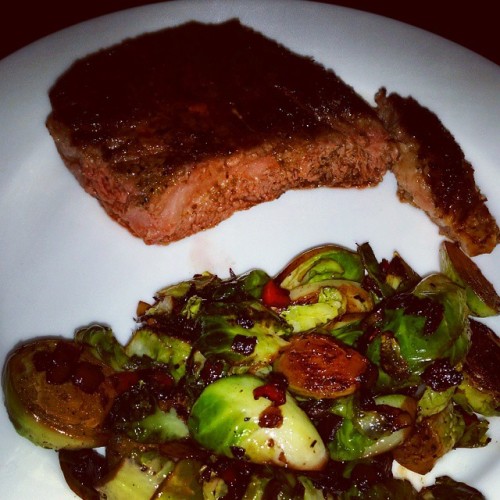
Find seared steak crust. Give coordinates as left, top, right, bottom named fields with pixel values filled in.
left=375, top=88, right=499, bottom=256
left=46, top=19, right=396, bottom=244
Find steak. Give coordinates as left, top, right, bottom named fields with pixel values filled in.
left=46, top=19, right=397, bottom=245
left=375, top=88, right=499, bottom=256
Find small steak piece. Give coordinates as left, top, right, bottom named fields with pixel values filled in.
left=375, top=88, right=499, bottom=256
left=46, top=19, right=397, bottom=245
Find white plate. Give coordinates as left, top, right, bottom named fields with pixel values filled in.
left=0, top=1, right=498, bottom=498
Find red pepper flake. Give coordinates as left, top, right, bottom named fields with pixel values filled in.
left=262, top=280, right=291, bottom=308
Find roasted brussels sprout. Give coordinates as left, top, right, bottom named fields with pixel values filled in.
left=328, top=393, right=417, bottom=461
left=440, top=240, right=500, bottom=317
left=125, top=328, right=192, bottom=383
left=188, top=374, right=328, bottom=470
left=276, top=244, right=365, bottom=290
left=273, top=332, right=370, bottom=399
left=364, top=274, right=470, bottom=390
left=392, top=402, right=465, bottom=475
left=3, top=240, right=497, bottom=499
left=453, top=319, right=500, bottom=416
left=2, top=338, right=116, bottom=449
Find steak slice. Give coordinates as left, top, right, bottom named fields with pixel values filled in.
left=375, top=88, right=499, bottom=256
left=46, top=19, right=397, bottom=245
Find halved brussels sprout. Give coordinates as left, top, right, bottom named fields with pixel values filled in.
left=2, top=338, right=116, bottom=449
left=439, top=240, right=500, bottom=317
left=195, top=301, right=289, bottom=371
left=392, top=402, right=465, bottom=475
left=328, top=394, right=416, bottom=461
left=276, top=244, right=364, bottom=290
left=273, top=333, right=370, bottom=399
left=188, top=374, right=327, bottom=470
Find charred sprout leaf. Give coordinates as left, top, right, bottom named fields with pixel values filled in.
left=59, top=449, right=108, bottom=500
left=455, top=412, right=490, bottom=449
left=357, top=243, right=421, bottom=300
left=440, top=240, right=500, bottom=317
left=2, top=338, right=116, bottom=449
left=273, top=332, right=370, bottom=399
left=328, top=394, right=416, bottom=461
left=125, top=328, right=192, bottom=383
left=188, top=374, right=328, bottom=470
left=74, top=324, right=129, bottom=371
left=384, top=253, right=421, bottom=295
left=357, top=242, right=395, bottom=299
left=419, top=475, right=486, bottom=499
left=392, top=402, right=465, bottom=475
left=277, top=245, right=364, bottom=290
left=96, top=450, right=175, bottom=499
left=453, top=319, right=500, bottom=416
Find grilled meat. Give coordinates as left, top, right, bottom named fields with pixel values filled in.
left=46, top=19, right=397, bottom=245
left=376, top=88, right=499, bottom=256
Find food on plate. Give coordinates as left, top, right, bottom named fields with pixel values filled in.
left=46, top=19, right=397, bottom=246
left=439, top=240, right=500, bottom=317
left=2, top=338, right=117, bottom=449
left=375, top=88, right=500, bottom=257
left=45, top=20, right=499, bottom=256
left=3, top=241, right=498, bottom=498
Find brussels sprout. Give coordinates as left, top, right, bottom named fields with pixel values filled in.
left=365, top=274, right=470, bottom=390
left=75, top=323, right=129, bottom=371
left=328, top=394, right=416, bottom=462
left=341, top=477, right=419, bottom=499
left=195, top=301, right=289, bottom=370
left=324, top=313, right=365, bottom=347
left=392, top=402, right=465, bottom=475
left=418, top=475, right=486, bottom=500
left=2, top=338, right=116, bottom=449
left=59, top=449, right=109, bottom=500
left=280, top=290, right=344, bottom=333
left=288, top=280, right=373, bottom=313
left=105, top=373, right=189, bottom=444
left=125, top=328, right=192, bottom=383
left=357, top=242, right=420, bottom=299
left=96, top=450, right=175, bottom=499
left=155, top=458, right=204, bottom=499
left=418, top=386, right=456, bottom=418
left=280, top=279, right=374, bottom=333
left=273, top=333, right=370, bottom=399
left=276, top=245, right=364, bottom=290
left=452, top=319, right=500, bottom=416
left=188, top=374, right=328, bottom=470
left=439, top=240, right=500, bottom=317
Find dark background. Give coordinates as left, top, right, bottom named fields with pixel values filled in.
left=1, top=0, right=498, bottom=65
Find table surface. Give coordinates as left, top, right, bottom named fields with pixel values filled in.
left=1, top=0, right=498, bottom=65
